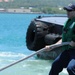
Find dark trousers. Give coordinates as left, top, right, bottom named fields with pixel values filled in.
left=49, top=48, right=75, bottom=75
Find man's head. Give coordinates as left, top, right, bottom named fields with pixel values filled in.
left=64, top=4, right=75, bottom=11
left=64, top=4, right=75, bottom=19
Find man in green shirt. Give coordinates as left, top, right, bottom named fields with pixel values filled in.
left=48, top=4, right=75, bottom=75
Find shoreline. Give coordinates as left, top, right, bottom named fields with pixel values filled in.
left=0, top=11, right=43, bottom=14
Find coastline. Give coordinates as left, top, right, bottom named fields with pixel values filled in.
left=0, top=11, right=43, bottom=14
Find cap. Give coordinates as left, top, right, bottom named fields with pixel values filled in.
left=64, top=4, right=75, bottom=11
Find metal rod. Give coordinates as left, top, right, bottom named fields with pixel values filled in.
left=0, top=42, right=70, bottom=71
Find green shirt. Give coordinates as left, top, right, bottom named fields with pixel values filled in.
left=62, top=18, right=75, bottom=50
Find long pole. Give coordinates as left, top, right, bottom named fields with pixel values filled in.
left=0, top=42, right=70, bottom=71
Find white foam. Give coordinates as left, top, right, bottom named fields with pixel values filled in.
left=0, top=52, right=26, bottom=57
left=62, top=69, right=68, bottom=74
left=22, top=64, right=30, bottom=67
left=38, top=73, right=42, bottom=75
left=45, top=67, right=50, bottom=70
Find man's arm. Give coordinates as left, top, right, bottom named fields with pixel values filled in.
left=55, top=39, right=62, bottom=44
left=45, top=39, right=62, bottom=51
left=70, top=24, right=75, bottom=47
left=69, top=41, right=75, bottom=47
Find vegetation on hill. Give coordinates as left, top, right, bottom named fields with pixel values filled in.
left=0, top=0, right=75, bottom=13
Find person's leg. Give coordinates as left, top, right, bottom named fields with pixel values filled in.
left=67, top=59, right=75, bottom=75
left=49, top=50, right=70, bottom=75
left=67, top=49, right=75, bottom=75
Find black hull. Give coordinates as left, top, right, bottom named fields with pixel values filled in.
left=26, top=16, right=67, bottom=59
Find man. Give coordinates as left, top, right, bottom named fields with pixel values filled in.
left=46, top=4, right=75, bottom=75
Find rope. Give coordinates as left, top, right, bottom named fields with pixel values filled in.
left=0, top=42, right=70, bottom=71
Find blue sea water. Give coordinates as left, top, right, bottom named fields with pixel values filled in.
left=0, top=13, right=68, bottom=75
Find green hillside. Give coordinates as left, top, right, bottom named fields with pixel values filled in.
left=0, top=0, right=75, bottom=13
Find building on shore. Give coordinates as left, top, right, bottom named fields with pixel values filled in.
left=0, top=8, right=6, bottom=12
left=0, top=8, right=42, bottom=14
left=0, top=0, right=14, bottom=2
left=7, top=8, right=31, bottom=13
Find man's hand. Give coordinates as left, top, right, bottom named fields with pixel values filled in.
left=45, top=45, right=56, bottom=51
left=69, top=41, right=75, bottom=47
left=45, top=45, right=50, bottom=51
left=45, top=39, right=62, bottom=51
left=45, top=45, right=54, bottom=51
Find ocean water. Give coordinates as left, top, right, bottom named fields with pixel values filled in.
left=0, top=13, right=68, bottom=75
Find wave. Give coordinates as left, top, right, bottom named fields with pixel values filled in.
left=0, top=52, right=26, bottom=58
left=0, top=51, right=28, bottom=68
